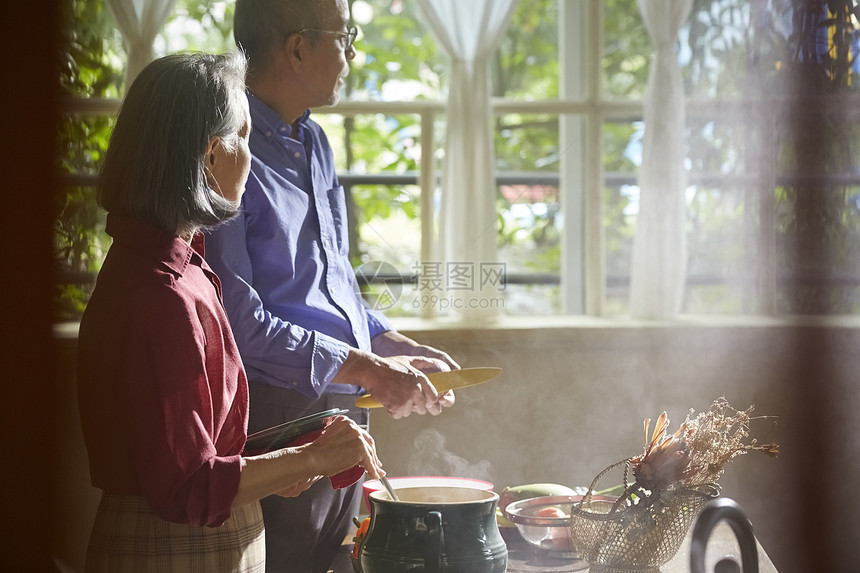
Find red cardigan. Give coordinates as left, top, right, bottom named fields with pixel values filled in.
left=77, top=213, right=247, bottom=527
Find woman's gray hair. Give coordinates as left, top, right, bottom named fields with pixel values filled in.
left=98, top=51, right=248, bottom=236
left=234, top=0, right=324, bottom=74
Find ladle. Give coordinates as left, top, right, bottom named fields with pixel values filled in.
left=380, top=475, right=400, bottom=501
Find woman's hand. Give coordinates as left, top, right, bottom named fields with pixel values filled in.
left=236, top=416, right=384, bottom=507
left=302, top=416, right=385, bottom=481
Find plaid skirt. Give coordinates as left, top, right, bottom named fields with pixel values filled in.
left=85, top=492, right=265, bottom=573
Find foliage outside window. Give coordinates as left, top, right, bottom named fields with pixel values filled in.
left=56, top=0, right=860, bottom=321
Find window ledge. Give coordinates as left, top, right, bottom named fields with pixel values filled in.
left=53, top=313, right=860, bottom=342
left=389, top=313, right=860, bottom=333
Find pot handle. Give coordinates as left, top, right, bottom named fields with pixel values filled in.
left=425, top=510, right=443, bottom=573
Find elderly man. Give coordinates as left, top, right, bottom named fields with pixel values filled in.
left=205, top=0, right=458, bottom=571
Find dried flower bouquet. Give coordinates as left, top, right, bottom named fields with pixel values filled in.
left=570, top=397, right=779, bottom=571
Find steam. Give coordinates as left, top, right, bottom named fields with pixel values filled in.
left=406, top=428, right=492, bottom=481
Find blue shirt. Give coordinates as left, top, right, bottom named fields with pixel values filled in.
left=205, top=93, right=392, bottom=399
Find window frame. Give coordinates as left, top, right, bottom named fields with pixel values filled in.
left=58, top=0, right=860, bottom=320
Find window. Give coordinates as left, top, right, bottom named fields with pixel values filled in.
left=56, top=0, right=860, bottom=321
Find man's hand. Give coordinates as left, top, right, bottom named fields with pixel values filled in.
left=370, top=330, right=460, bottom=372
left=333, top=350, right=455, bottom=418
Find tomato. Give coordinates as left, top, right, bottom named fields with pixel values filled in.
left=535, top=506, right=567, bottom=518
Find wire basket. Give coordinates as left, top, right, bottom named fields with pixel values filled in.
left=570, top=460, right=719, bottom=571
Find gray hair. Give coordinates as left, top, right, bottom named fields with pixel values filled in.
left=98, top=51, right=248, bottom=236
left=234, top=0, right=325, bottom=74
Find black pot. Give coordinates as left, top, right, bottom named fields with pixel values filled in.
left=359, top=486, right=508, bottom=573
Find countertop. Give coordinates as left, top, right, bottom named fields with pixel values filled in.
left=328, top=521, right=777, bottom=573
left=502, top=521, right=777, bottom=572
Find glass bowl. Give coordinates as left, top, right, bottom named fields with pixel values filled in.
left=504, top=494, right=617, bottom=555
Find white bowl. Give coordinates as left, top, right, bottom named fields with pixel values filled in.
left=362, top=476, right=493, bottom=511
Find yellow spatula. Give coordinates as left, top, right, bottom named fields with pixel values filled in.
left=354, top=367, right=502, bottom=409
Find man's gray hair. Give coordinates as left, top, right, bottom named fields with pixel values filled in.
left=98, top=51, right=248, bottom=235
left=234, top=0, right=325, bottom=74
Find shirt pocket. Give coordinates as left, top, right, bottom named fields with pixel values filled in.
left=326, top=185, right=350, bottom=257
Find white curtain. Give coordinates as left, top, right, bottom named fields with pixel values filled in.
left=107, top=0, right=176, bottom=89
left=415, top=0, right=517, bottom=322
left=629, top=0, right=693, bottom=319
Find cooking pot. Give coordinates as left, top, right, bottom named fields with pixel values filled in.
left=362, top=476, right=494, bottom=513
left=359, top=486, right=507, bottom=573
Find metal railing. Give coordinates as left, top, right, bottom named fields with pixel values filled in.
left=58, top=94, right=860, bottom=315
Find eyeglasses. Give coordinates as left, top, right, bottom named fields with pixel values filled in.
left=295, top=26, right=358, bottom=51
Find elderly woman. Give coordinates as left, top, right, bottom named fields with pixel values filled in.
left=76, top=51, right=384, bottom=572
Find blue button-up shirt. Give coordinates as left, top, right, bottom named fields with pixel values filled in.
left=205, top=93, right=392, bottom=399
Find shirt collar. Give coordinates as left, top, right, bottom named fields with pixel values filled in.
left=247, top=91, right=311, bottom=143
left=105, top=213, right=202, bottom=277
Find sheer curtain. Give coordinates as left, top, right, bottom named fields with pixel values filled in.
left=629, top=0, right=692, bottom=319
left=107, top=0, right=176, bottom=88
left=415, top=0, right=517, bottom=322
